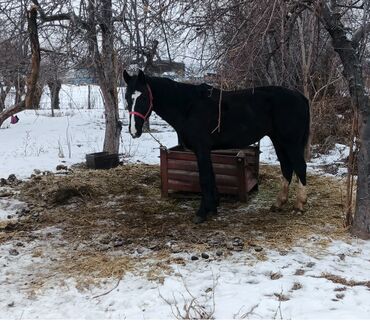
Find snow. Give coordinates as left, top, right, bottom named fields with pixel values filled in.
left=0, top=84, right=178, bottom=179
left=1, top=237, right=370, bottom=319
left=0, top=85, right=368, bottom=319
left=308, top=143, right=350, bottom=176
left=0, top=198, right=25, bottom=220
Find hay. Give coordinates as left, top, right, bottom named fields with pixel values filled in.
left=317, top=273, right=370, bottom=288
left=54, top=251, right=134, bottom=290
left=3, top=163, right=351, bottom=285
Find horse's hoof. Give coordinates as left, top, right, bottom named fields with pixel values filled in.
left=193, top=216, right=206, bottom=224
left=270, top=204, right=282, bottom=212
left=208, top=210, right=218, bottom=216
left=293, top=207, right=304, bottom=214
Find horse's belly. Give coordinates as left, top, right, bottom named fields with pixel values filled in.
left=212, top=129, right=262, bottom=149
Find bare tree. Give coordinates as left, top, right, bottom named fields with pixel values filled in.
left=314, top=0, right=370, bottom=238
left=29, top=0, right=182, bottom=153
left=0, top=5, right=41, bottom=126
left=30, top=0, right=122, bottom=152
left=0, top=0, right=28, bottom=112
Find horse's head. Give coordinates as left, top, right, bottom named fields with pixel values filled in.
left=123, top=69, right=153, bottom=138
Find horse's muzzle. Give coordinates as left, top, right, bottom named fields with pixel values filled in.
left=130, top=132, right=141, bottom=139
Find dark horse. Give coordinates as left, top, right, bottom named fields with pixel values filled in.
left=123, top=70, right=310, bottom=223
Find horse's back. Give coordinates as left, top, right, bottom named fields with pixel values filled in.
left=243, top=86, right=308, bottom=109
left=213, top=85, right=310, bottom=147
left=251, top=86, right=310, bottom=148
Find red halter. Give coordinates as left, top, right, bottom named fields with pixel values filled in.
left=129, top=84, right=153, bottom=121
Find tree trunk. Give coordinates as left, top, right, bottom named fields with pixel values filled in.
left=320, top=2, right=370, bottom=239
left=25, top=6, right=41, bottom=110
left=102, top=94, right=121, bottom=153
left=48, top=79, right=61, bottom=117
left=0, top=83, right=11, bottom=112
left=15, top=76, right=25, bottom=106
left=0, top=6, right=40, bottom=127
left=90, top=0, right=121, bottom=154
left=0, top=98, right=4, bottom=113
left=352, top=101, right=370, bottom=239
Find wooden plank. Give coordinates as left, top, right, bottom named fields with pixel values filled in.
left=236, top=156, right=247, bottom=202
left=168, top=179, right=200, bottom=192
left=215, top=175, right=238, bottom=186
left=168, top=180, right=239, bottom=195
left=245, top=155, right=258, bottom=165
left=245, top=168, right=258, bottom=192
left=246, top=178, right=258, bottom=192
left=167, top=151, right=196, bottom=162
left=167, top=151, right=237, bottom=165
left=167, top=159, right=238, bottom=176
left=167, top=147, right=259, bottom=163
left=168, top=145, right=259, bottom=155
left=168, top=159, right=198, bottom=172
left=168, top=170, right=198, bottom=182
left=213, top=163, right=238, bottom=175
left=168, top=169, right=238, bottom=187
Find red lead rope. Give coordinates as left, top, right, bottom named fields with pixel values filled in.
left=129, top=84, right=153, bottom=121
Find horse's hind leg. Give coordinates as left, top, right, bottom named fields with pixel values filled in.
left=286, top=147, right=307, bottom=212
left=271, top=139, right=293, bottom=211
left=295, top=179, right=307, bottom=212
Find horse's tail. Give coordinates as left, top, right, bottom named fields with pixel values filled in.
left=303, top=96, right=311, bottom=161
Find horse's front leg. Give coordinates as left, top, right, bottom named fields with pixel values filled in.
left=176, top=131, right=185, bottom=148
left=194, top=148, right=218, bottom=224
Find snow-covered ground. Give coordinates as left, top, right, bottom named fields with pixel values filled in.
left=1, top=238, right=370, bottom=319
left=1, top=85, right=369, bottom=319
left=0, top=85, right=179, bottom=179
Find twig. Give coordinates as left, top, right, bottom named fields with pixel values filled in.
left=237, top=303, right=260, bottom=319
left=159, top=270, right=218, bottom=319
left=273, top=288, right=284, bottom=320
left=91, top=275, right=123, bottom=299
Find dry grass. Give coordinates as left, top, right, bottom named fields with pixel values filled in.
left=318, top=273, right=370, bottom=288
left=311, top=97, right=353, bottom=154
left=0, top=163, right=350, bottom=284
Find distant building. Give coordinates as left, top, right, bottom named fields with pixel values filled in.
left=146, top=60, right=185, bottom=77
left=62, top=65, right=98, bottom=85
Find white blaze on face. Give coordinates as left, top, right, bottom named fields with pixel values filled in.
left=130, top=91, right=142, bottom=136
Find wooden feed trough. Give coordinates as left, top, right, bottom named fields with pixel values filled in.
left=160, top=145, right=260, bottom=202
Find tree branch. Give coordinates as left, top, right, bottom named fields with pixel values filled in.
left=352, top=22, right=370, bottom=48
left=30, top=0, right=89, bottom=30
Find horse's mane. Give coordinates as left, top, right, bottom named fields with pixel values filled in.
left=147, top=76, right=214, bottom=98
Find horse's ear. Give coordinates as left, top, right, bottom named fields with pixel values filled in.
left=123, top=70, right=131, bottom=84
left=137, top=69, right=146, bottom=84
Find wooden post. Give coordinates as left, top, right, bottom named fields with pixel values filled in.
left=160, top=146, right=169, bottom=197
left=236, top=151, right=247, bottom=202
left=87, top=84, right=91, bottom=109
left=255, top=142, right=260, bottom=188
